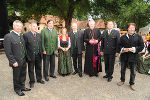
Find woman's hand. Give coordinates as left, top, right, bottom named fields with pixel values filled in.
left=142, top=55, right=146, bottom=59
left=66, top=47, right=70, bottom=51
left=62, top=48, right=66, bottom=51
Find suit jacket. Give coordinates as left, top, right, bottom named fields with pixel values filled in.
left=68, top=30, right=84, bottom=56
left=100, top=29, right=120, bottom=54
left=41, top=28, right=58, bottom=55
left=23, top=31, right=42, bottom=62
left=3, top=31, right=26, bottom=67
left=119, top=33, right=144, bottom=62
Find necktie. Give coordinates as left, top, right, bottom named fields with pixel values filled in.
left=74, top=32, right=77, bottom=48
left=34, top=33, right=36, bottom=39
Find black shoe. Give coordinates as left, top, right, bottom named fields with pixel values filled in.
left=45, top=77, right=49, bottom=81
left=103, top=75, right=108, bottom=78
left=89, top=74, right=93, bottom=77
left=30, top=83, right=34, bottom=88
left=21, top=88, right=31, bottom=91
left=72, top=71, right=78, bottom=75
left=37, top=80, right=45, bottom=84
left=16, top=91, right=25, bottom=96
left=50, top=75, right=57, bottom=78
left=95, top=74, right=99, bottom=77
left=62, top=74, right=66, bottom=77
left=108, top=78, right=112, bottom=82
left=79, top=73, right=82, bottom=77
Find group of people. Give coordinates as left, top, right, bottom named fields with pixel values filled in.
left=4, top=19, right=147, bottom=96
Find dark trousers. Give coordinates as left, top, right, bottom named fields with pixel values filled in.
left=12, top=58, right=26, bottom=92
left=104, top=54, right=115, bottom=79
left=72, top=48, right=82, bottom=74
left=120, top=61, right=137, bottom=85
left=43, top=53, right=55, bottom=79
left=28, top=54, right=42, bottom=84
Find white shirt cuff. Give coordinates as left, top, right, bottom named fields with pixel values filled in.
left=132, top=47, right=136, bottom=53
left=121, top=48, right=124, bottom=53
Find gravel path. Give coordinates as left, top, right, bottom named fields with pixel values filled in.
left=0, top=53, right=150, bottom=100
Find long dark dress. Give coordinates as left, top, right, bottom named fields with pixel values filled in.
left=84, top=28, right=102, bottom=76
left=137, top=53, right=150, bottom=74
left=58, top=36, right=73, bottom=75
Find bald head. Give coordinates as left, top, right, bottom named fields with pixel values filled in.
left=72, top=23, right=77, bottom=31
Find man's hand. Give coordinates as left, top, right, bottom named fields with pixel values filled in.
left=94, top=40, right=98, bottom=44
left=13, top=62, right=18, bottom=67
left=89, top=40, right=94, bottom=44
left=128, top=48, right=134, bottom=52
left=122, top=48, right=129, bottom=52
left=43, top=51, right=46, bottom=54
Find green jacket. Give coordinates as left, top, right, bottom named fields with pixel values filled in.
left=41, top=28, right=58, bottom=55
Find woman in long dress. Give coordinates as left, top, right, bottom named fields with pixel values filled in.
left=137, top=44, right=150, bottom=74
left=84, top=19, right=102, bottom=77
left=58, top=28, right=73, bottom=76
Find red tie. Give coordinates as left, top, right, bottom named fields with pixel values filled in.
left=34, top=33, right=36, bottom=39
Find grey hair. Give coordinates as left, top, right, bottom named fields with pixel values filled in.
left=13, top=20, right=23, bottom=26
left=30, top=22, right=37, bottom=27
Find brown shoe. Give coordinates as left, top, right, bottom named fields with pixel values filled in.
left=130, top=85, right=135, bottom=91
left=117, top=81, right=124, bottom=86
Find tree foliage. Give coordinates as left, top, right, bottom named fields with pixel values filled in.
left=7, top=0, right=150, bottom=31
left=7, top=0, right=91, bottom=31
left=91, top=0, right=150, bottom=31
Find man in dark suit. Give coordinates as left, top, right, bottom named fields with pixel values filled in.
left=23, top=22, right=45, bottom=88
left=68, top=23, right=84, bottom=77
left=117, top=23, right=144, bottom=91
left=4, top=20, right=31, bottom=96
left=100, top=21, right=120, bottom=82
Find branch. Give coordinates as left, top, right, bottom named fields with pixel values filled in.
left=49, top=0, right=66, bottom=18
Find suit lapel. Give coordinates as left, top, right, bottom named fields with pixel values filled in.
left=11, top=31, right=20, bottom=43
left=29, top=31, right=35, bottom=39
left=76, top=31, right=79, bottom=38
left=110, top=30, right=113, bottom=36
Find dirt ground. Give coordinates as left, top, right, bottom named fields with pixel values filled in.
left=0, top=53, right=150, bottom=100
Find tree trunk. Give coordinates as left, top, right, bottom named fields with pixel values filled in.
left=64, top=4, right=75, bottom=32
left=65, top=18, right=72, bottom=32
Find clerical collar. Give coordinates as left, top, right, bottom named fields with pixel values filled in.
left=12, top=30, right=20, bottom=36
